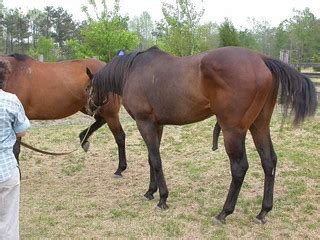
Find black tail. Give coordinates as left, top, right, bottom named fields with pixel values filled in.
left=263, top=57, right=317, bottom=125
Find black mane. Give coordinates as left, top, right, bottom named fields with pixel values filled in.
left=0, top=61, right=8, bottom=88
left=92, top=46, right=162, bottom=104
left=9, top=53, right=31, bottom=61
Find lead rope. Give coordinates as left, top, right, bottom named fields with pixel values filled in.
left=17, top=120, right=93, bottom=181
left=19, top=122, right=93, bottom=156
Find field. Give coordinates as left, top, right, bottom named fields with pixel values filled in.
left=19, top=106, right=319, bottom=239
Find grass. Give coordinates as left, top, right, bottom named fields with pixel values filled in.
left=19, top=107, right=320, bottom=239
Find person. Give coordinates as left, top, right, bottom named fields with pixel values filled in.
left=0, top=61, right=30, bottom=240
left=117, top=49, right=125, bottom=56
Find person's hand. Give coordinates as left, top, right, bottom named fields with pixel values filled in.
left=16, top=131, right=26, bottom=138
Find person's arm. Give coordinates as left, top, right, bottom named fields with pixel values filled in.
left=12, top=96, right=30, bottom=136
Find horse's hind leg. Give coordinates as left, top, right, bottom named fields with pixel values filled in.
left=250, top=124, right=277, bottom=224
left=214, top=129, right=249, bottom=224
left=212, top=122, right=221, bottom=151
left=79, top=114, right=106, bottom=152
left=249, top=104, right=277, bottom=223
left=104, top=114, right=127, bottom=177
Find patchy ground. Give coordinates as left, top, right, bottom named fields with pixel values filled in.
left=19, top=106, right=319, bottom=239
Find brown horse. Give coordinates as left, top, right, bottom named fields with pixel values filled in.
left=87, top=46, right=317, bottom=224
left=0, top=54, right=127, bottom=176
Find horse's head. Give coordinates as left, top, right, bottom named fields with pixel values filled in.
left=85, top=68, right=108, bottom=116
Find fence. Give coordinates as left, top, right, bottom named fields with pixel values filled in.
left=292, top=63, right=320, bottom=68
left=302, top=72, right=320, bottom=100
left=290, top=63, right=320, bottom=100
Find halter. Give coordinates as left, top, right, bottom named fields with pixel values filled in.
left=88, top=94, right=109, bottom=115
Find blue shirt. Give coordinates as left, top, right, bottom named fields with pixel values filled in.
left=0, top=90, right=30, bottom=182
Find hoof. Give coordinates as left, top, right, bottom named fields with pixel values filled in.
left=144, top=193, right=154, bottom=200
left=82, top=141, right=90, bottom=152
left=254, top=217, right=266, bottom=224
left=113, top=173, right=123, bottom=178
left=212, top=145, right=218, bottom=151
left=213, top=217, right=225, bottom=225
left=156, top=203, right=169, bottom=210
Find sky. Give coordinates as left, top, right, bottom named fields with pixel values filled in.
left=3, top=0, right=320, bottom=29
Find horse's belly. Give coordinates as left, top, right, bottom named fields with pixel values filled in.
left=26, top=102, right=85, bottom=120
left=155, top=105, right=213, bottom=125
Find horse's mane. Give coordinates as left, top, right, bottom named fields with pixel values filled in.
left=0, top=61, right=8, bottom=88
left=9, top=53, right=32, bottom=61
left=92, top=46, right=161, bottom=103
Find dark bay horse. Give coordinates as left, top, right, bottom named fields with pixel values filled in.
left=87, top=46, right=317, bottom=224
left=0, top=54, right=127, bottom=176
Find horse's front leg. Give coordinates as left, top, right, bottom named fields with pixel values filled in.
left=136, top=120, right=168, bottom=209
left=79, top=114, right=106, bottom=152
left=144, top=154, right=157, bottom=200
left=105, top=114, right=127, bottom=177
left=144, top=126, right=163, bottom=200
left=214, top=129, right=248, bottom=224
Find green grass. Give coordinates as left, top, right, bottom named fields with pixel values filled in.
left=19, top=108, right=320, bottom=239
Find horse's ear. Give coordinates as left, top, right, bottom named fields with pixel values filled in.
left=86, top=68, right=93, bottom=80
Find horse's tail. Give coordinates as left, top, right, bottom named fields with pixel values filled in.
left=262, top=57, right=317, bottom=125
left=0, top=61, right=9, bottom=88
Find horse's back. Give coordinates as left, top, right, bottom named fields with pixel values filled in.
left=122, top=52, right=213, bottom=124
left=1, top=56, right=105, bottom=119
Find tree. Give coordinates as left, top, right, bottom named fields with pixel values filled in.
left=26, top=7, right=80, bottom=59
left=129, top=11, right=155, bottom=49
left=28, top=36, right=56, bottom=62
left=239, top=29, right=259, bottom=50
left=273, top=21, right=290, bottom=58
left=2, top=8, right=30, bottom=54
left=0, top=0, right=5, bottom=52
left=16, top=10, right=30, bottom=52
left=68, top=0, right=139, bottom=61
left=287, top=8, right=319, bottom=63
left=39, top=6, right=56, bottom=38
left=197, top=21, right=219, bottom=52
left=27, top=9, right=46, bottom=48
left=50, top=7, right=79, bottom=48
left=248, top=18, right=276, bottom=56
left=218, top=18, right=240, bottom=47
left=156, top=0, right=205, bottom=56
